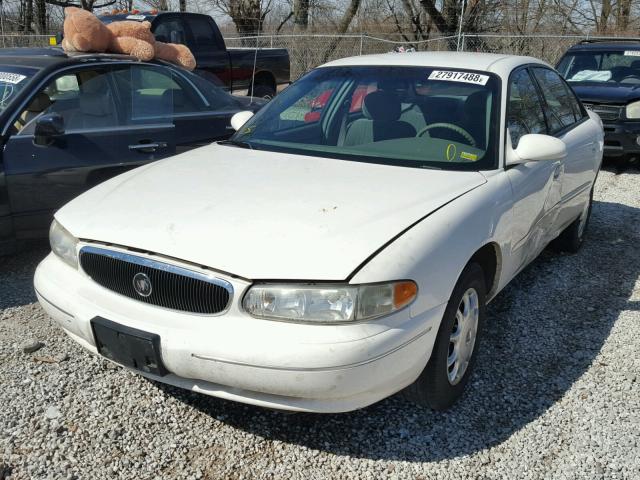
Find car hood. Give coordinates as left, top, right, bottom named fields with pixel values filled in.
left=571, top=82, right=640, bottom=104
left=57, top=144, right=486, bottom=280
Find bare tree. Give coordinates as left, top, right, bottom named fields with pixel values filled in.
left=210, top=0, right=273, bottom=35
left=321, top=0, right=362, bottom=61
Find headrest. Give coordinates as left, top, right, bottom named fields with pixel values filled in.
left=80, top=93, right=112, bottom=116
left=362, top=90, right=401, bottom=121
left=465, top=91, right=489, bottom=109
left=27, top=92, right=52, bottom=112
left=81, top=75, right=109, bottom=95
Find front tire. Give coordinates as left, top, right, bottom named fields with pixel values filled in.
left=403, top=263, right=486, bottom=410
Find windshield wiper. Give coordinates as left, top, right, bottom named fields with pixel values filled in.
left=218, top=139, right=253, bottom=149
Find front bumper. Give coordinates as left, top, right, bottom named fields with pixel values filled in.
left=602, top=121, right=640, bottom=157
left=34, top=250, right=443, bottom=412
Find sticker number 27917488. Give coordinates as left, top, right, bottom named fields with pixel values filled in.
left=428, top=70, right=489, bottom=85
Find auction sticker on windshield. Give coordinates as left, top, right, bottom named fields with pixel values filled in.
left=0, top=72, right=26, bottom=84
left=428, top=70, right=489, bottom=85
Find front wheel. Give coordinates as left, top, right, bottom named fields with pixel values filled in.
left=403, top=263, right=486, bottom=410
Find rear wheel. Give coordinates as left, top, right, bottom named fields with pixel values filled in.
left=403, top=263, right=486, bottom=410
left=552, top=187, right=593, bottom=253
left=250, top=83, right=275, bottom=100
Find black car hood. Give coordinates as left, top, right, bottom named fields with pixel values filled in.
left=571, top=82, right=640, bottom=104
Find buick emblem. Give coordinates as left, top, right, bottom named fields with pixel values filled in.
left=133, top=272, right=152, bottom=297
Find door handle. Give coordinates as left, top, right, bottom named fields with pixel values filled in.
left=128, top=142, right=168, bottom=152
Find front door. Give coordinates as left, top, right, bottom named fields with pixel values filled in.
left=530, top=67, right=602, bottom=230
left=505, top=67, right=564, bottom=271
left=2, top=65, right=176, bottom=238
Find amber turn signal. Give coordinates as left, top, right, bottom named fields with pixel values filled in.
left=394, top=281, right=418, bottom=309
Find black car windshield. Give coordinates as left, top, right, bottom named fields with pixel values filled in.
left=557, top=50, right=640, bottom=84
left=0, top=66, right=38, bottom=113
left=231, top=66, right=500, bottom=170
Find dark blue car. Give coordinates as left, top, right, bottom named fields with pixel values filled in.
left=0, top=48, right=265, bottom=254
left=557, top=40, right=640, bottom=165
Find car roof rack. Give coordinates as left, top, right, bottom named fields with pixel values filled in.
left=578, top=38, right=640, bottom=45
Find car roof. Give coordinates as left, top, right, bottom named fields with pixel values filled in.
left=0, top=47, right=151, bottom=69
left=567, top=40, right=640, bottom=52
left=320, top=51, right=549, bottom=77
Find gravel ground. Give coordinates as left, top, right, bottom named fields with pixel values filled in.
left=1, top=166, right=639, bottom=480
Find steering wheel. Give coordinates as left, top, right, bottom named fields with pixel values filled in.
left=417, top=122, right=476, bottom=147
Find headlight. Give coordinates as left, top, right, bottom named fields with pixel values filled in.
left=242, top=281, right=417, bottom=323
left=49, top=219, right=78, bottom=268
left=626, top=100, right=640, bottom=119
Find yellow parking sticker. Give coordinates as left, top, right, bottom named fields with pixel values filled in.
left=461, top=151, right=478, bottom=161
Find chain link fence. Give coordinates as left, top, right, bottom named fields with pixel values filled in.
left=0, top=31, right=633, bottom=79
left=224, top=34, right=458, bottom=79
left=0, top=34, right=53, bottom=48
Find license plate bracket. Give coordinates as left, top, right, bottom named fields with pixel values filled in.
left=91, top=317, right=167, bottom=376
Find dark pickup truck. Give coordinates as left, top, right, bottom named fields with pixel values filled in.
left=99, top=11, right=290, bottom=98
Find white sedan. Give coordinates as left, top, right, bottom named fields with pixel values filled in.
left=34, top=52, right=603, bottom=413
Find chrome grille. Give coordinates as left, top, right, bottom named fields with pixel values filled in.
left=582, top=103, right=622, bottom=121
left=79, top=246, right=232, bottom=315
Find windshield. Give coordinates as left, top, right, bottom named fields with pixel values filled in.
left=231, top=66, right=500, bottom=170
left=0, top=66, right=38, bottom=113
left=557, top=50, right=640, bottom=84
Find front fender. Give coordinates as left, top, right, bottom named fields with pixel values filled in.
left=350, top=171, right=514, bottom=314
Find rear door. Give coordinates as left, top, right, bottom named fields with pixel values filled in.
left=2, top=64, right=176, bottom=238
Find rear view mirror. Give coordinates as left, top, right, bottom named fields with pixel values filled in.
left=34, top=113, right=65, bottom=147
left=506, top=133, right=567, bottom=166
left=230, top=111, right=254, bottom=131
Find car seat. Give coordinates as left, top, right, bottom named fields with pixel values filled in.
left=67, top=75, right=117, bottom=130
left=342, top=90, right=416, bottom=146
left=14, top=92, right=52, bottom=133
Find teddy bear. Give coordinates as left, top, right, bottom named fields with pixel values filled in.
left=61, top=7, right=196, bottom=71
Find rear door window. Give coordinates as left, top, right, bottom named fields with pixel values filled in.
left=154, top=18, right=188, bottom=45
left=531, top=68, right=578, bottom=133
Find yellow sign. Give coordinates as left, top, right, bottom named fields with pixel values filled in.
left=446, top=143, right=457, bottom=161
left=48, top=36, right=57, bottom=46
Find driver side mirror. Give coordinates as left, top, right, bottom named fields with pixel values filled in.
left=33, top=113, right=64, bottom=147
left=506, top=133, right=567, bottom=166
left=230, top=111, right=254, bottom=131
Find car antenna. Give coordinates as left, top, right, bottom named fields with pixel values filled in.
left=249, top=17, right=262, bottom=105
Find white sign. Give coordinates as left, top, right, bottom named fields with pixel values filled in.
left=0, top=72, right=26, bottom=84
left=126, top=14, right=146, bottom=21
left=624, top=50, right=640, bottom=56
left=428, top=70, right=489, bottom=85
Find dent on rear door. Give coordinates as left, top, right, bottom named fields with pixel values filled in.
left=556, top=118, right=601, bottom=228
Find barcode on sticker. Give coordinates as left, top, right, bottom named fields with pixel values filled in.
left=0, top=72, right=26, bottom=84
left=624, top=50, right=640, bottom=56
left=428, top=70, right=489, bottom=85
